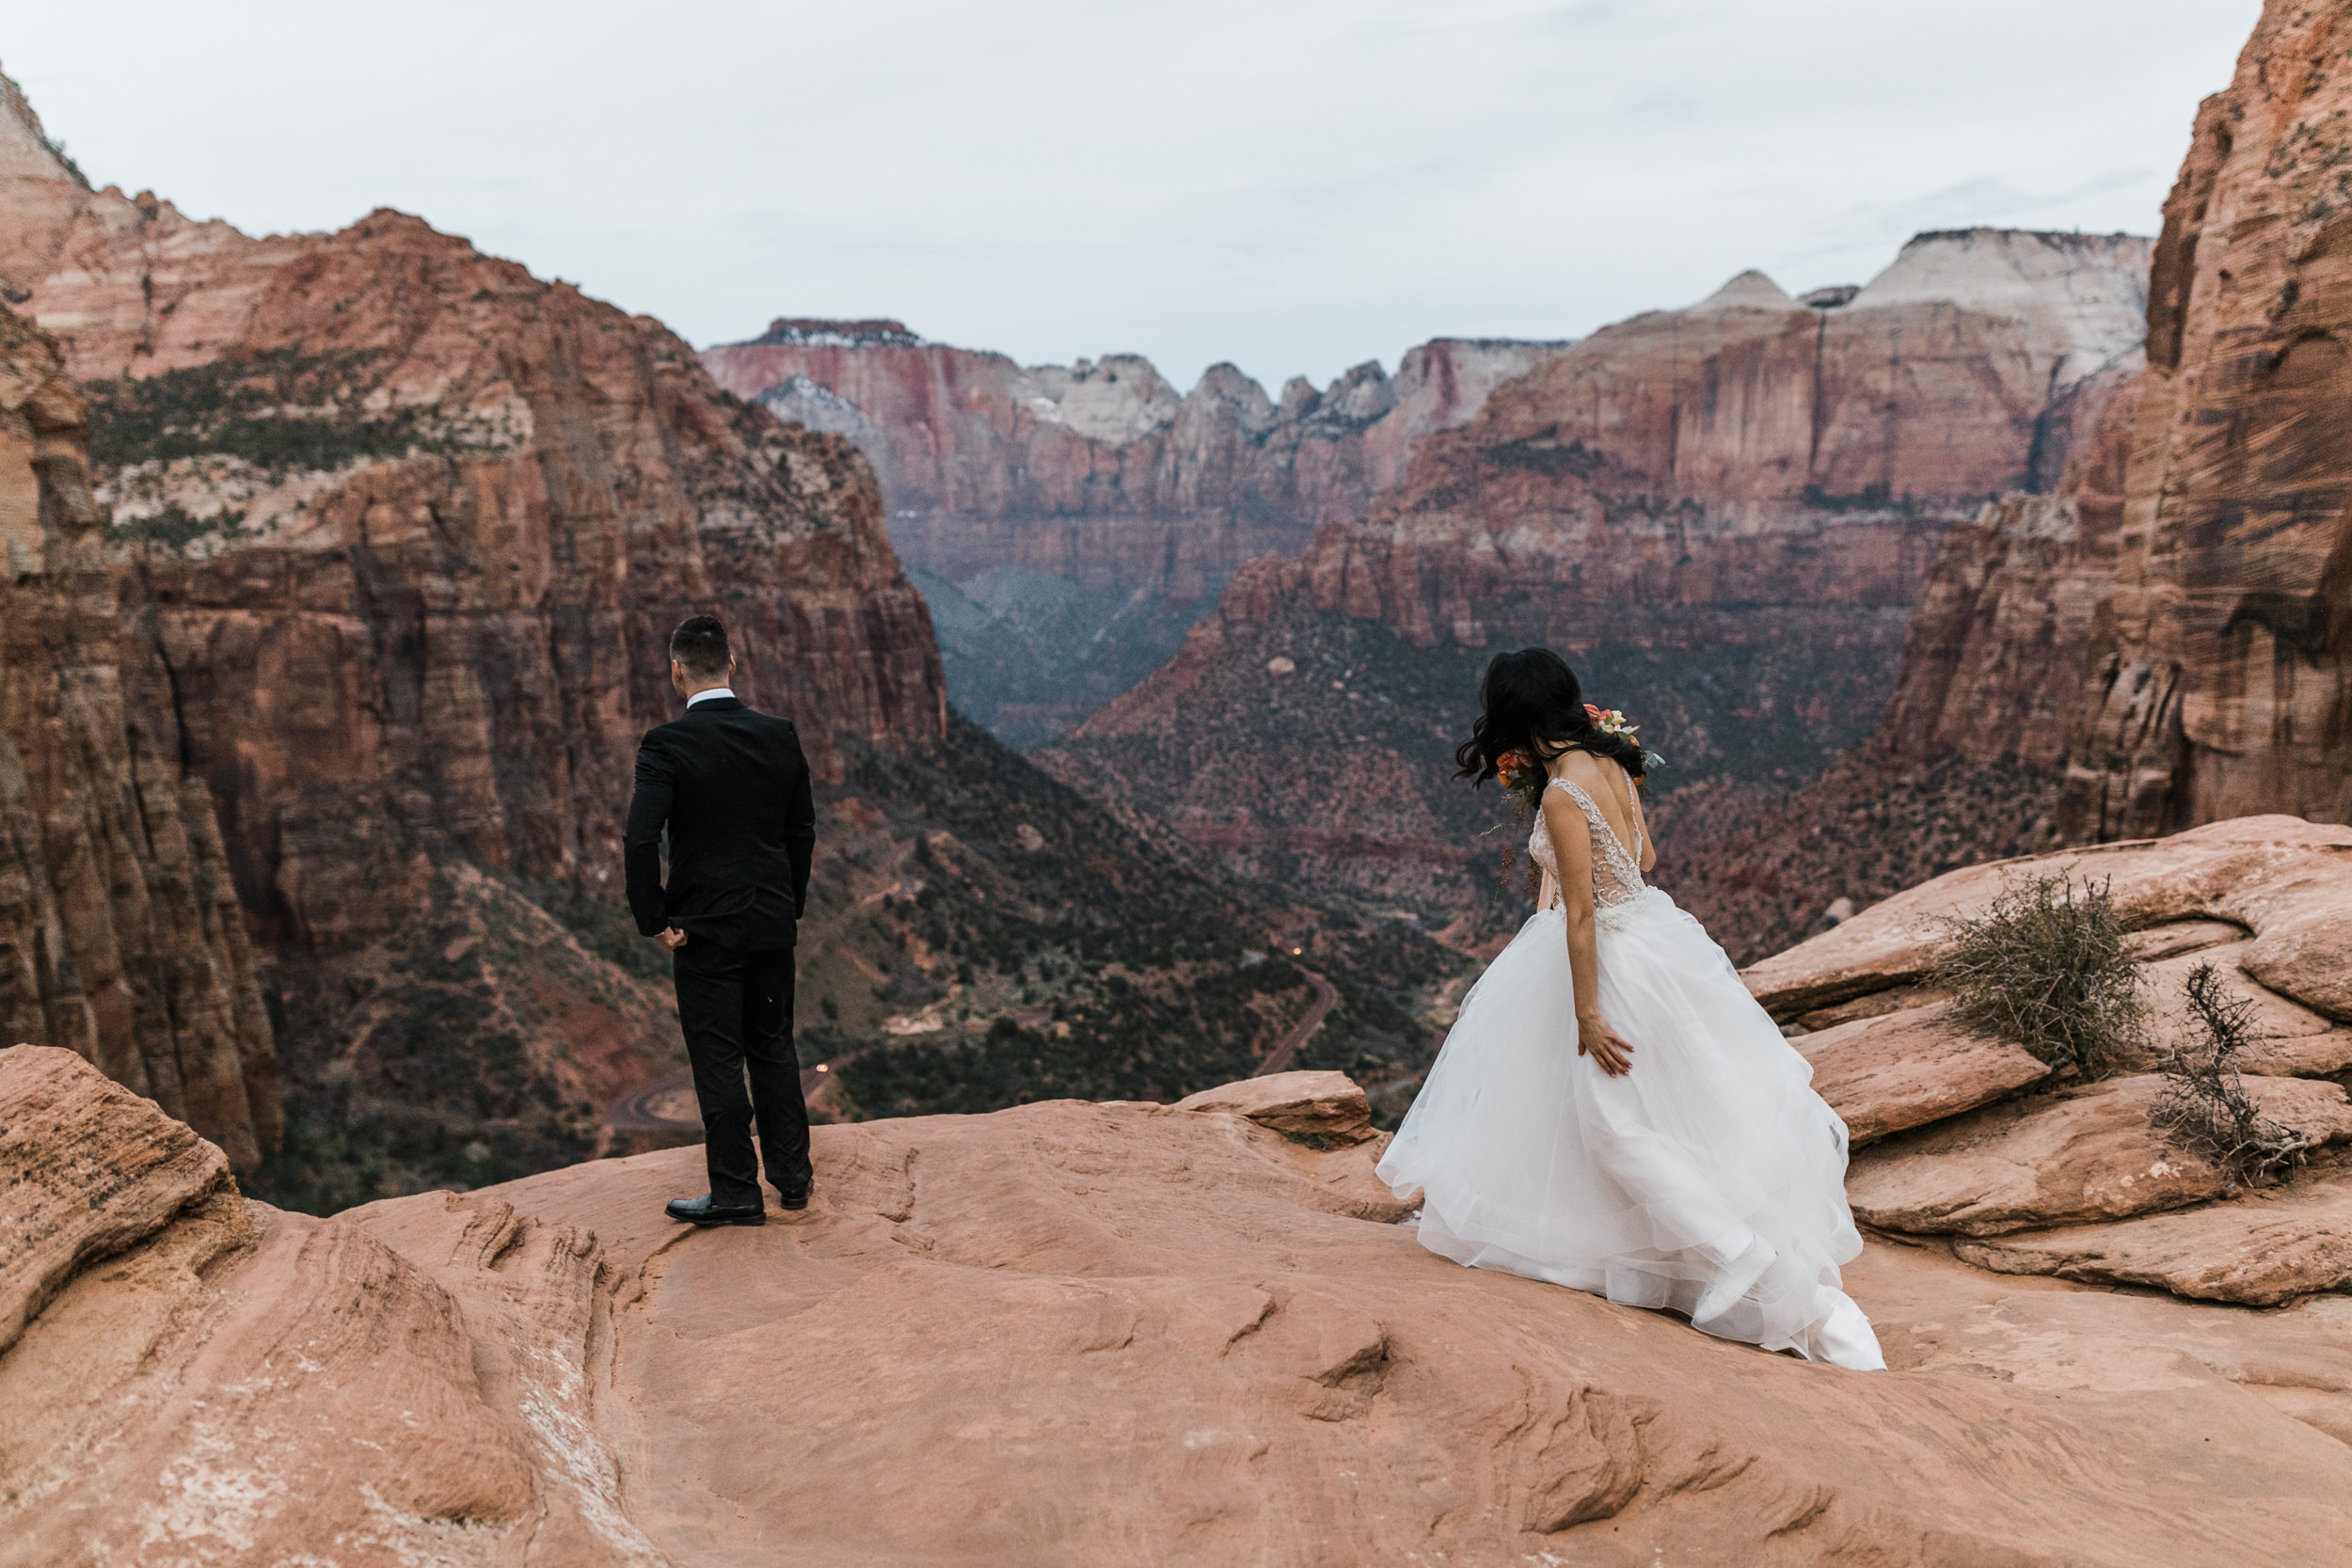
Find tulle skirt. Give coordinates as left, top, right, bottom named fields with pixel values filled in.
left=1378, top=888, right=1884, bottom=1370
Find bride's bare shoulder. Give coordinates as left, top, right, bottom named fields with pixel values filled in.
left=1553, top=750, right=1611, bottom=786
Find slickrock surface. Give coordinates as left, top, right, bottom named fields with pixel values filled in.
left=1794, top=1002, right=2052, bottom=1146
left=1743, top=815, right=2352, bottom=1019
left=1847, top=1073, right=2352, bottom=1237
left=2063, top=0, right=2352, bottom=840
left=0, top=1047, right=651, bottom=1565
left=8, top=1051, right=2352, bottom=1565
left=1753, top=815, right=2352, bottom=1313
left=702, top=323, right=1565, bottom=743
left=0, top=305, right=275, bottom=1169
left=1953, top=1160, right=2352, bottom=1307
left=1041, top=230, right=2153, bottom=937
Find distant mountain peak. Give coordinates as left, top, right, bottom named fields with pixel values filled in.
left=749, top=318, right=926, bottom=348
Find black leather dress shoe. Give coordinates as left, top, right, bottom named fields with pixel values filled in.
left=777, top=1185, right=811, bottom=1212
left=665, top=1195, right=766, bottom=1227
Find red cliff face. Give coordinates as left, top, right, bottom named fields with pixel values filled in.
left=2061, top=0, right=2352, bottom=839
left=0, top=69, right=947, bottom=1198
left=701, top=324, right=1566, bottom=742
left=0, top=304, right=277, bottom=1170
left=1, top=142, right=945, bottom=951
left=1041, top=231, right=2152, bottom=933
left=1875, top=367, right=2142, bottom=769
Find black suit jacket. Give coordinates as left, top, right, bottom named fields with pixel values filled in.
left=624, top=697, right=816, bottom=953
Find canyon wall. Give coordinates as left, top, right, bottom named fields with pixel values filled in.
left=1040, top=230, right=2153, bottom=934
left=0, top=91, right=944, bottom=952
left=702, top=323, right=1565, bottom=744
left=0, top=67, right=946, bottom=1198
left=0, top=68, right=1448, bottom=1205
left=0, top=304, right=276, bottom=1170
left=2061, top=2, right=2352, bottom=839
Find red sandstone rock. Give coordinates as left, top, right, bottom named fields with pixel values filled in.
left=0, top=81, right=945, bottom=954
left=700, top=325, right=1566, bottom=738
left=1171, top=1067, right=1378, bottom=1142
left=1954, top=1160, right=2352, bottom=1307
left=2062, top=0, right=2352, bottom=839
left=0, top=1049, right=648, bottom=1565
left=1047, top=231, right=2153, bottom=919
left=1795, top=1002, right=2052, bottom=1146
left=700, top=323, right=1565, bottom=576
left=0, top=305, right=275, bottom=1167
left=1874, top=369, right=2141, bottom=768
left=1743, top=816, right=2352, bottom=1022
left=8, top=1044, right=2352, bottom=1562
left=1845, top=1073, right=2352, bottom=1238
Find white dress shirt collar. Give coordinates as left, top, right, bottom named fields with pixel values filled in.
left=685, top=687, right=736, bottom=707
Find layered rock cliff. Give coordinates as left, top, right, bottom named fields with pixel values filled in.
left=1, top=115, right=945, bottom=950
left=1041, top=230, right=2153, bottom=936
left=2060, top=1, right=2352, bottom=839
left=0, top=69, right=1462, bottom=1203
left=0, top=305, right=276, bottom=1172
left=0, top=65, right=957, bottom=1199
left=702, top=323, right=1565, bottom=743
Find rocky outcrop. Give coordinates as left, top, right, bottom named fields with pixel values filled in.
left=0, top=1046, right=650, bottom=1564
left=2061, top=1, right=2352, bottom=839
left=1042, top=230, right=2153, bottom=932
left=10, top=1037, right=2352, bottom=1563
left=701, top=322, right=1565, bottom=743
left=0, top=306, right=275, bottom=1171
left=1750, top=815, right=2352, bottom=1307
left=1874, top=367, right=2141, bottom=768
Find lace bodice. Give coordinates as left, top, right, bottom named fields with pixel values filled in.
left=1530, top=777, right=1647, bottom=916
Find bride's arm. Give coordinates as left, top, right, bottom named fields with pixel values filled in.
left=1540, top=791, right=1634, bottom=1076
left=1628, top=774, right=1657, bottom=873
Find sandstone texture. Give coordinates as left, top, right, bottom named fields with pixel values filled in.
left=2062, top=0, right=2352, bottom=840
left=1794, top=1002, right=2051, bottom=1146
left=1755, top=815, right=2352, bottom=1310
left=1041, top=230, right=2153, bottom=940
left=0, top=303, right=275, bottom=1170
left=9, top=1042, right=2352, bottom=1565
left=702, top=322, right=1565, bottom=744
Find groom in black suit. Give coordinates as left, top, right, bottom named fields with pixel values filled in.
left=625, top=614, right=818, bottom=1226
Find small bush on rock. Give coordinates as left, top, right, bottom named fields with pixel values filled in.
left=2154, top=961, right=2313, bottom=1189
left=1936, top=870, right=2143, bottom=1075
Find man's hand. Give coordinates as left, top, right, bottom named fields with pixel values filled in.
left=656, top=927, right=689, bottom=952
left=1577, top=1013, right=1634, bottom=1077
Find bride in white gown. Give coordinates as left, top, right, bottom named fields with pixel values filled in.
left=1378, top=648, right=1883, bottom=1370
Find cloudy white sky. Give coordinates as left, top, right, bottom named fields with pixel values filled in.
left=10, top=1, right=2263, bottom=390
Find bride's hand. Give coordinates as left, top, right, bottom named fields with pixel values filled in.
left=1577, top=1013, right=1633, bottom=1076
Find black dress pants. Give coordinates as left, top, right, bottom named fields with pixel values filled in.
left=672, top=936, right=811, bottom=1206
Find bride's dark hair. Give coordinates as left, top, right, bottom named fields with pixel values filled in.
left=1454, top=648, right=1647, bottom=786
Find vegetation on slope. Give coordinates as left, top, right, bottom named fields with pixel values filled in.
left=809, top=714, right=1461, bottom=1117
left=1040, top=602, right=1915, bottom=951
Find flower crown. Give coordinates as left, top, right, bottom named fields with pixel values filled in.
left=1494, top=705, right=1665, bottom=811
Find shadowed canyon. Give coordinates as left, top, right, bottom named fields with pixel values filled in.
left=8, top=0, right=2352, bottom=1560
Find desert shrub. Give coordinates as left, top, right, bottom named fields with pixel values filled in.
left=1935, top=870, right=2143, bottom=1075
left=2153, top=961, right=2312, bottom=1189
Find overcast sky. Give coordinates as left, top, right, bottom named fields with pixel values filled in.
left=9, top=1, right=2262, bottom=390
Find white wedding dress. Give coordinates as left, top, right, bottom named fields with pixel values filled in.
left=1378, top=771, right=1884, bottom=1370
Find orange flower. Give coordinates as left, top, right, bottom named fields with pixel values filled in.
left=1583, top=704, right=1601, bottom=720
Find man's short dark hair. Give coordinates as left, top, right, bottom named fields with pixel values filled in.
left=670, top=614, right=731, bottom=680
